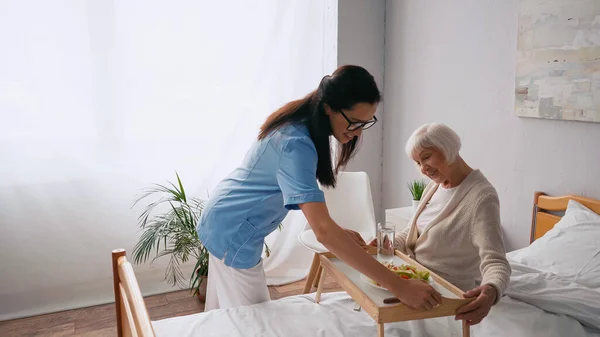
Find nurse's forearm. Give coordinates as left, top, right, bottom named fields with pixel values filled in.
left=299, top=202, right=398, bottom=289
left=321, top=225, right=399, bottom=288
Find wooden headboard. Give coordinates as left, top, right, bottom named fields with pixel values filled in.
left=530, top=191, right=600, bottom=243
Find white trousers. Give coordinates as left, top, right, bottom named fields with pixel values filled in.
left=205, top=253, right=271, bottom=311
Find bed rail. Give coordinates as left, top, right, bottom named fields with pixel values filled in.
left=112, top=249, right=156, bottom=337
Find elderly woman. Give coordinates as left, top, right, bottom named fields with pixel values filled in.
left=372, top=123, right=510, bottom=326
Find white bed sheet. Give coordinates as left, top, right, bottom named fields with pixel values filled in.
left=504, top=262, right=600, bottom=330
left=152, top=292, right=459, bottom=337
left=478, top=261, right=600, bottom=337
left=477, top=297, right=598, bottom=337
left=152, top=290, right=599, bottom=337
left=153, top=200, right=600, bottom=336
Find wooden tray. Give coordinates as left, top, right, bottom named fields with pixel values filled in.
left=314, top=247, right=473, bottom=337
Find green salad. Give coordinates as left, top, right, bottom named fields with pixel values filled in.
left=384, top=263, right=431, bottom=281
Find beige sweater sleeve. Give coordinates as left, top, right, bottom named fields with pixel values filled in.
left=394, top=226, right=410, bottom=253
left=470, top=191, right=511, bottom=303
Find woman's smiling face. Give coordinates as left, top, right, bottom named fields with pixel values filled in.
left=411, top=147, right=451, bottom=184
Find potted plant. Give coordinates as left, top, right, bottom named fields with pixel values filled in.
left=131, top=173, right=210, bottom=301
left=407, top=179, right=426, bottom=211
left=131, top=172, right=280, bottom=302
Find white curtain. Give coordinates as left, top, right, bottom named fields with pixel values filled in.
left=0, top=0, right=336, bottom=320
left=263, top=210, right=313, bottom=285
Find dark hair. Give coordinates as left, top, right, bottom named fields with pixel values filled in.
left=258, top=65, right=381, bottom=187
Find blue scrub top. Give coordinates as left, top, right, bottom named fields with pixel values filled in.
left=197, top=122, right=326, bottom=269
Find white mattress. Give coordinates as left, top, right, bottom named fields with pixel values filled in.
left=152, top=292, right=456, bottom=337
left=152, top=290, right=599, bottom=337
left=154, top=246, right=600, bottom=336
left=153, top=201, right=600, bottom=336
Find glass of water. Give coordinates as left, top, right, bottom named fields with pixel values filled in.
left=377, top=224, right=395, bottom=264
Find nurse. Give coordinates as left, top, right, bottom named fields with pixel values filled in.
left=197, top=65, right=441, bottom=312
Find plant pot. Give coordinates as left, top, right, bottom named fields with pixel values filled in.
left=412, top=199, right=420, bottom=211
left=196, top=275, right=208, bottom=302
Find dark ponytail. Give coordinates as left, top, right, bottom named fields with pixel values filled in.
left=259, top=65, right=381, bottom=187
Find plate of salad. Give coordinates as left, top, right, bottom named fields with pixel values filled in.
left=360, top=262, right=433, bottom=290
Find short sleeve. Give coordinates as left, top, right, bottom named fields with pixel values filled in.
left=276, top=136, right=325, bottom=210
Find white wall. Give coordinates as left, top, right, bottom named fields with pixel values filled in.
left=383, top=0, right=600, bottom=251
left=337, top=0, right=386, bottom=222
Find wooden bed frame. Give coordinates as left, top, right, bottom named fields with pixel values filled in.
left=530, top=191, right=600, bottom=243
left=111, top=191, right=600, bottom=337
left=112, top=249, right=156, bottom=337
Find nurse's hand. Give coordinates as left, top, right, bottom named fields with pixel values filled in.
left=390, top=279, right=442, bottom=311
left=343, top=229, right=366, bottom=246
left=298, top=202, right=439, bottom=309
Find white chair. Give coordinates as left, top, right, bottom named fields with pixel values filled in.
left=298, top=171, right=377, bottom=293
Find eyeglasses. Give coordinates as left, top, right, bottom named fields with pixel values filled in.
left=339, top=110, right=378, bottom=131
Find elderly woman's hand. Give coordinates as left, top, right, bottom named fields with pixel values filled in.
left=455, top=284, right=497, bottom=325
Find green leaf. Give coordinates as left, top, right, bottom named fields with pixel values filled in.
left=168, top=201, right=186, bottom=225
left=407, top=179, right=427, bottom=200
left=175, top=171, right=187, bottom=203
left=155, top=183, right=183, bottom=202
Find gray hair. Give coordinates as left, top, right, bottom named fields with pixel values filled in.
left=405, top=123, right=462, bottom=164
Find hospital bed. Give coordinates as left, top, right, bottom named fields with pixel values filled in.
left=111, top=191, right=600, bottom=336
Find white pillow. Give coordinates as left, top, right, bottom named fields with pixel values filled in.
left=508, top=200, right=600, bottom=289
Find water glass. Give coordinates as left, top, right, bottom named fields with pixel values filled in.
left=377, top=225, right=395, bottom=264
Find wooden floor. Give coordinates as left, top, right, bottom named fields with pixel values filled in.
left=0, top=276, right=342, bottom=337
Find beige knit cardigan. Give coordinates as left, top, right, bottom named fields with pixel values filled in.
left=396, top=169, right=511, bottom=299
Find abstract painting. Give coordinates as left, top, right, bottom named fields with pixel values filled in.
left=515, top=0, right=600, bottom=123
